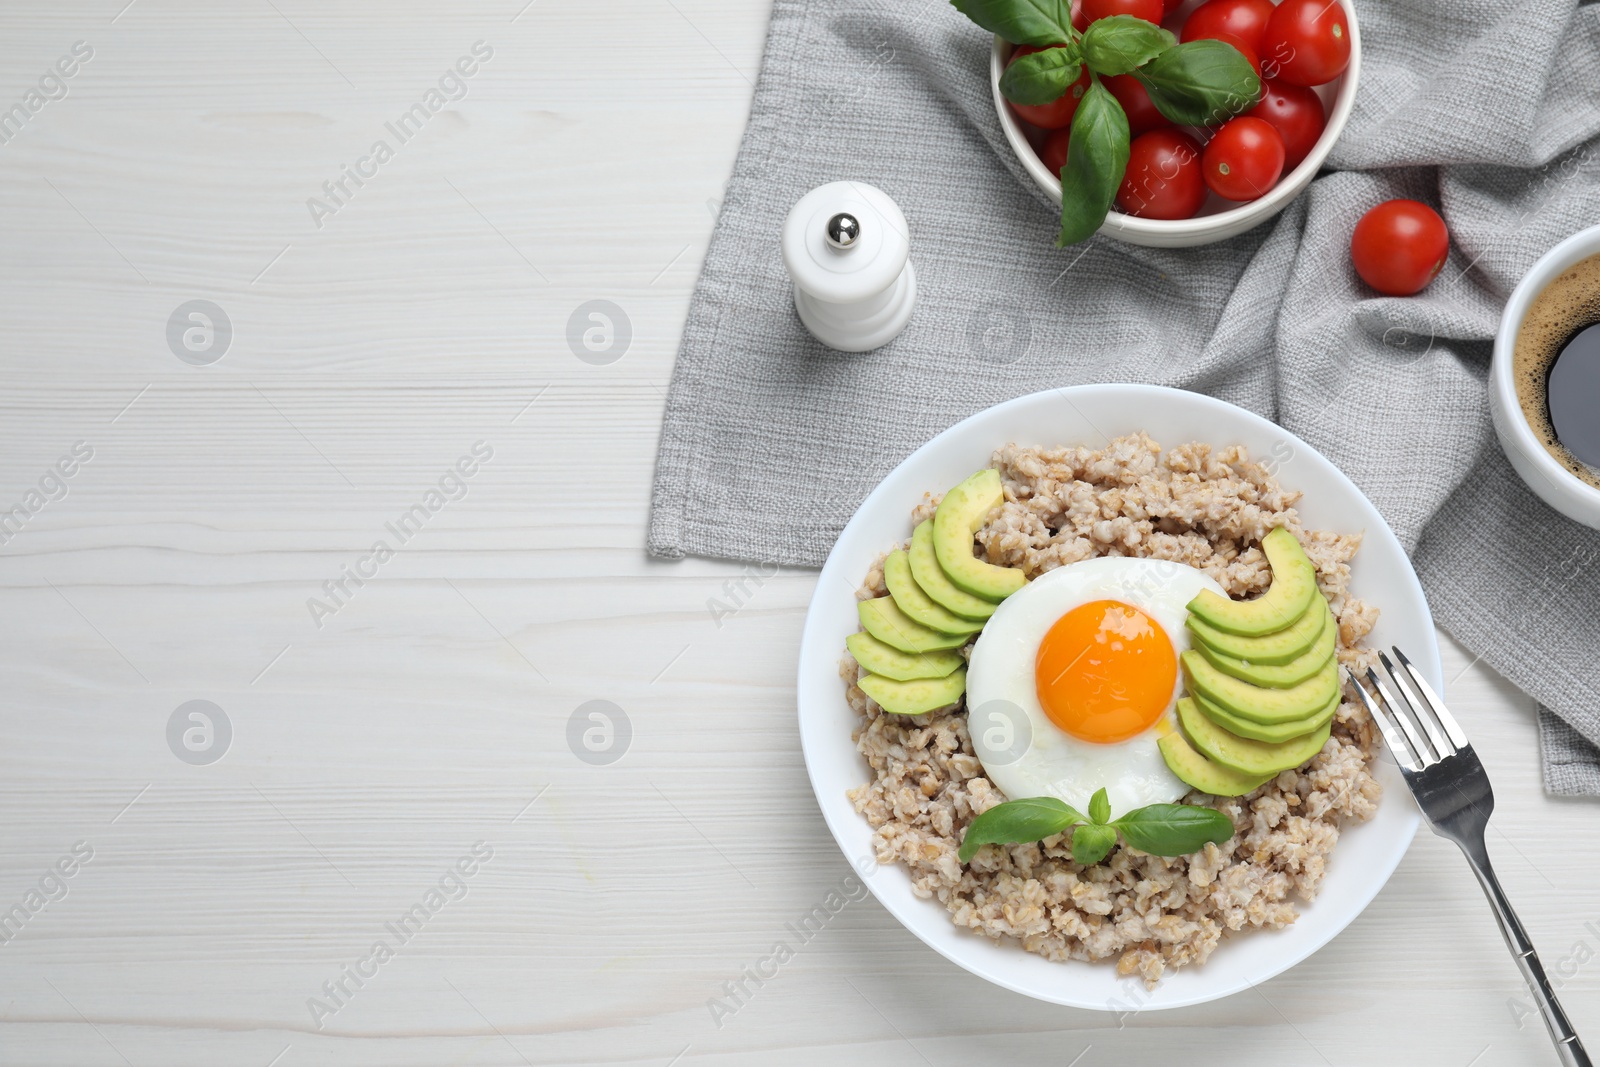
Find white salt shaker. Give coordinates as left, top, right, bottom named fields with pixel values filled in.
left=781, top=180, right=916, bottom=352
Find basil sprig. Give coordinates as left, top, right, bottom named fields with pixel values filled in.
left=1114, top=803, right=1238, bottom=855
left=1133, top=39, right=1261, bottom=127
left=1088, top=787, right=1111, bottom=824
left=998, top=43, right=1083, bottom=105
left=951, top=0, right=1075, bottom=45
left=1057, top=81, right=1128, bottom=247
left=958, top=796, right=1086, bottom=862
left=958, top=786, right=1235, bottom=864
left=1071, top=822, right=1119, bottom=864
left=1080, top=16, right=1173, bottom=76
left=952, top=0, right=1261, bottom=245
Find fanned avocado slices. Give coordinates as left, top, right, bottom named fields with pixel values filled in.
left=1192, top=689, right=1339, bottom=744
left=858, top=597, right=970, bottom=653
left=1177, top=526, right=1347, bottom=776
left=1177, top=696, right=1330, bottom=776
left=1157, top=730, right=1274, bottom=797
left=845, top=631, right=964, bottom=682
left=931, top=469, right=1027, bottom=601
left=909, top=521, right=997, bottom=620
left=1192, top=601, right=1337, bottom=689
left=858, top=669, right=967, bottom=717
left=1186, top=591, right=1327, bottom=665
left=1182, top=649, right=1340, bottom=724
left=844, top=469, right=1032, bottom=716
left=883, top=549, right=985, bottom=636
left=1187, top=527, right=1318, bottom=637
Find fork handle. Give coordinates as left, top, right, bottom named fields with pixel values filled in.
left=1463, top=849, right=1591, bottom=1067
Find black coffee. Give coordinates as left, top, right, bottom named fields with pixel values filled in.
left=1513, top=252, right=1600, bottom=490
left=1548, top=323, right=1600, bottom=469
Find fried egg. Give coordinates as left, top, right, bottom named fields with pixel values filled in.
left=966, top=556, right=1228, bottom=814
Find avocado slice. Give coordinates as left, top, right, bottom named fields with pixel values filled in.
left=845, top=631, right=964, bottom=682
left=1177, top=696, right=1330, bottom=776
left=858, top=669, right=966, bottom=717
left=1182, top=649, right=1339, bottom=724
left=1186, top=592, right=1327, bottom=665
left=883, top=550, right=986, bottom=636
left=1187, top=527, right=1318, bottom=637
left=1193, top=689, right=1339, bottom=744
left=1158, top=730, right=1274, bottom=797
left=931, top=469, right=1027, bottom=601
left=1193, top=602, right=1337, bottom=689
left=858, top=597, right=971, bottom=654
left=909, top=521, right=997, bottom=621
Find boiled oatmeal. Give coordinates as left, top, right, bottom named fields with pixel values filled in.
left=843, top=433, right=1382, bottom=985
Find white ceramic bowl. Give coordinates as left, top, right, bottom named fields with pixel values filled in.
left=1490, top=222, right=1600, bottom=529
left=797, top=384, right=1431, bottom=1009
left=991, top=1, right=1362, bottom=248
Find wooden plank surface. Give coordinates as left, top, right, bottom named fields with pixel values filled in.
left=0, top=2, right=1594, bottom=1064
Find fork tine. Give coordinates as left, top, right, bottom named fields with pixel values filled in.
left=1365, top=664, right=1438, bottom=765
left=1378, top=650, right=1454, bottom=759
left=1392, top=647, right=1470, bottom=750
left=1346, top=667, right=1422, bottom=772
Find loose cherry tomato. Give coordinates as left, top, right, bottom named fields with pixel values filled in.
left=1104, top=73, right=1173, bottom=137
left=1071, top=0, right=1090, bottom=32
left=1201, top=116, right=1284, bottom=201
left=1247, top=79, right=1325, bottom=170
left=1118, top=129, right=1207, bottom=220
left=1350, top=199, right=1450, bottom=296
left=1180, top=0, right=1275, bottom=52
left=1082, top=0, right=1164, bottom=24
left=1007, top=46, right=1092, bottom=129
left=1259, top=0, right=1351, bottom=86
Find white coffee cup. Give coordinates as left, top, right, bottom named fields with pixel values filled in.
left=1490, top=222, right=1600, bottom=529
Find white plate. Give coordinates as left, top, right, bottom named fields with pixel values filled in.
left=796, top=384, right=1430, bottom=1010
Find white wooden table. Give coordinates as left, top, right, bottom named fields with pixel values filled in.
left=0, top=2, right=1593, bottom=1064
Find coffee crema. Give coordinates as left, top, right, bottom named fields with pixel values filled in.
left=1513, top=251, right=1600, bottom=490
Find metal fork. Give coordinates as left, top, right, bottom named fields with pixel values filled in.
left=1349, top=649, right=1590, bottom=1067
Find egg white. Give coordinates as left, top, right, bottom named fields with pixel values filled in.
left=965, top=556, right=1228, bottom=815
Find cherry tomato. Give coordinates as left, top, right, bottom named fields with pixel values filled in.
left=1082, top=0, right=1164, bottom=24
left=1039, top=126, right=1070, bottom=175
left=1007, top=46, right=1092, bottom=129
left=1180, top=0, right=1275, bottom=52
left=1260, top=0, right=1351, bottom=86
left=1071, top=0, right=1090, bottom=32
left=1201, top=116, right=1284, bottom=201
left=1247, top=78, right=1325, bottom=170
left=1104, top=73, right=1173, bottom=137
left=1350, top=199, right=1450, bottom=296
left=1118, top=129, right=1207, bottom=220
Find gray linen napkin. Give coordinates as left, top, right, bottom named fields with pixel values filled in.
left=648, top=0, right=1600, bottom=793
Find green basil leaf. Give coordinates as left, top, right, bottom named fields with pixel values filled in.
left=958, top=796, right=1085, bottom=863
left=1055, top=79, right=1129, bottom=248
left=999, top=45, right=1083, bottom=106
left=1080, top=15, right=1170, bottom=76
left=1088, top=787, right=1111, bottom=825
left=949, top=0, right=1075, bottom=47
left=1111, top=803, right=1236, bottom=856
left=1132, top=39, right=1261, bottom=127
left=1072, top=822, right=1118, bottom=865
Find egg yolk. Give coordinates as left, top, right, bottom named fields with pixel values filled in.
left=1035, top=599, right=1178, bottom=744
